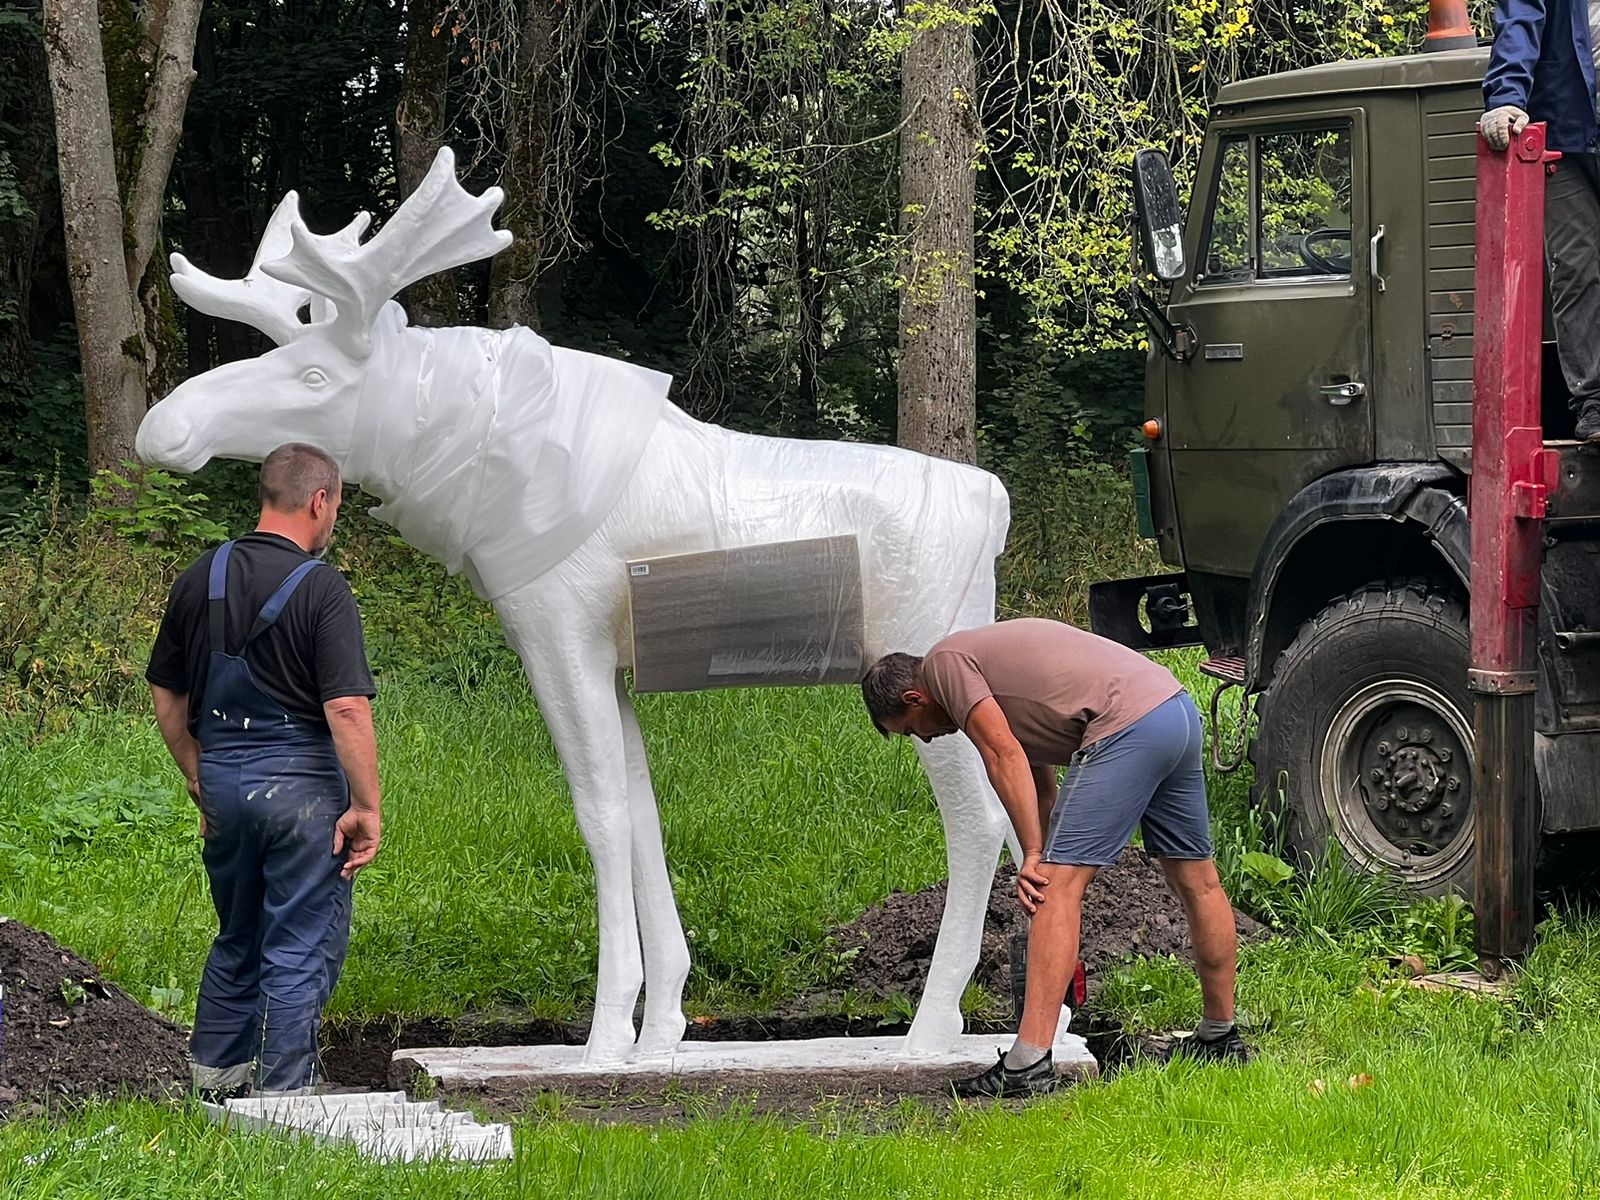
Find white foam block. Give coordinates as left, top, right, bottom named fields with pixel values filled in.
left=200, top=1091, right=513, bottom=1163
left=402, top=1030, right=1097, bottom=1087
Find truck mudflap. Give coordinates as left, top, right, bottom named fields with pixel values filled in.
left=1088, top=573, right=1204, bottom=651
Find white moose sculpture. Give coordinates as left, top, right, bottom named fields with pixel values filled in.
left=137, top=148, right=1017, bottom=1066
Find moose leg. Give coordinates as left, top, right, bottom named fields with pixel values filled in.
left=515, top=638, right=645, bottom=1066
left=904, top=734, right=1012, bottom=1053
left=615, top=679, right=692, bottom=1058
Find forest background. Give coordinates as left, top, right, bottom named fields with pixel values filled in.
left=0, top=0, right=1451, bottom=513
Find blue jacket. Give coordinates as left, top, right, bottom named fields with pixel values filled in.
left=1484, top=0, right=1599, bottom=153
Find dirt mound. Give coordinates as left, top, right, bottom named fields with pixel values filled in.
left=0, top=917, right=188, bottom=1114
left=831, top=847, right=1265, bottom=1008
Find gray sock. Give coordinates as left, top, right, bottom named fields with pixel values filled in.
left=1196, top=1017, right=1235, bottom=1041
left=1004, top=1039, right=1050, bottom=1070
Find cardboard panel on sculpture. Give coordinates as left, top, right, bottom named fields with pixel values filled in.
left=627, top=536, right=865, bottom=692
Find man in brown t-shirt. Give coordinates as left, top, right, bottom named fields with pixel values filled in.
left=862, top=617, right=1245, bottom=1097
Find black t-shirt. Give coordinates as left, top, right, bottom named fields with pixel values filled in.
left=146, top=532, right=377, bottom=738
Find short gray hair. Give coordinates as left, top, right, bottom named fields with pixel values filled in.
left=861, top=652, right=923, bottom=735
left=260, top=443, right=342, bottom=512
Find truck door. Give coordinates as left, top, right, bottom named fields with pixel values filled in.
left=1163, top=112, right=1375, bottom=577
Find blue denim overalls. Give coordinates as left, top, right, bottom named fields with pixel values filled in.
left=188, top=540, right=353, bottom=1094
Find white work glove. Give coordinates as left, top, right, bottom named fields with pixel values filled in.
left=1480, top=105, right=1530, bottom=150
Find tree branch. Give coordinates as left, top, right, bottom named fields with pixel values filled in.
left=124, top=0, right=203, bottom=292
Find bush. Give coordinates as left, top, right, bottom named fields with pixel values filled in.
left=996, top=459, right=1163, bottom=624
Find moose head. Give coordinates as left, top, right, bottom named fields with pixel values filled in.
left=137, top=148, right=513, bottom=474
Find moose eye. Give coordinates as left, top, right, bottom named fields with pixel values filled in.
left=301, top=367, right=328, bottom=388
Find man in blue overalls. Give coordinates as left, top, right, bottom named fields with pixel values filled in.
left=147, top=443, right=381, bottom=1097
left=1482, top=0, right=1600, bottom=440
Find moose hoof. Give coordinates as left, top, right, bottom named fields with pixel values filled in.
left=903, top=1008, right=966, bottom=1056
left=583, top=1005, right=639, bottom=1066
left=635, top=1012, right=688, bottom=1060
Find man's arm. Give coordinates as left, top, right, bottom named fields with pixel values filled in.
left=326, top=695, right=382, bottom=880
left=150, top=684, right=201, bottom=805
left=964, top=698, right=1050, bottom=913
left=1032, top=762, right=1058, bottom=845
left=1483, top=0, right=1547, bottom=115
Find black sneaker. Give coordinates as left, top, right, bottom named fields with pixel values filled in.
left=951, top=1049, right=1058, bottom=1099
left=1576, top=400, right=1600, bottom=443
left=1167, top=1025, right=1252, bottom=1065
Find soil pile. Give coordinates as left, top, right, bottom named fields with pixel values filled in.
left=830, top=847, right=1265, bottom=1007
left=0, top=917, right=188, bottom=1114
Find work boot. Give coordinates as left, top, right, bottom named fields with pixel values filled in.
left=1166, top=1025, right=1252, bottom=1065
left=951, top=1049, right=1058, bottom=1099
left=1576, top=400, right=1600, bottom=444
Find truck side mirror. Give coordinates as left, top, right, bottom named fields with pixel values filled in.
left=1132, top=149, right=1186, bottom=281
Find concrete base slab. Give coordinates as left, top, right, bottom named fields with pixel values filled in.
left=200, top=1090, right=513, bottom=1162
left=399, top=1030, right=1098, bottom=1093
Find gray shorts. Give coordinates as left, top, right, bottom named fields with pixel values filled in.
left=1043, top=692, right=1213, bottom=866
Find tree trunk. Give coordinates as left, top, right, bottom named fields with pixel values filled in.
left=896, top=4, right=977, bottom=464
left=43, top=0, right=201, bottom=471
left=43, top=0, right=146, bottom=471
left=125, top=0, right=203, bottom=398
left=489, top=0, right=556, bottom=331
left=395, top=0, right=458, bottom=326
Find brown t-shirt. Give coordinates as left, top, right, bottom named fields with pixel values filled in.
left=919, top=618, right=1183, bottom=765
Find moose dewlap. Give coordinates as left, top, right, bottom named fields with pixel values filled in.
left=627, top=536, right=865, bottom=692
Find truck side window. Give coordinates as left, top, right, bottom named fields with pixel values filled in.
left=1201, top=138, right=1251, bottom=283
left=1257, top=127, right=1352, bottom=278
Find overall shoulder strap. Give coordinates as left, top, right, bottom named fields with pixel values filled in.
left=243, top=559, right=327, bottom=648
left=207, top=542, right=235, bottom=654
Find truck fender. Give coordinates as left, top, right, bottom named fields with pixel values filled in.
left=1244, top=464, right=1463, bottom=692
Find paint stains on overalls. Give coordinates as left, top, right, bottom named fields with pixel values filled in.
left=189, top=540, right=352, bottom=1094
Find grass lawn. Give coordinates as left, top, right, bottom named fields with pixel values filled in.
left=5, top=654, right=1600, bottom=1196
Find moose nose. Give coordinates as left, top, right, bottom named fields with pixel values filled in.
left=134, top=401, right=195, bottom=470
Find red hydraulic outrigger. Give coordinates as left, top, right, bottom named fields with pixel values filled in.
left=1469, top=123, right=1561, bottom=973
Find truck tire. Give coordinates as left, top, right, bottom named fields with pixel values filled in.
left=1253, top=580, right=1473, bottom=896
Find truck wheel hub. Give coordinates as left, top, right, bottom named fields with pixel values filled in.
left=1322, top=681, right=1473, bottom=872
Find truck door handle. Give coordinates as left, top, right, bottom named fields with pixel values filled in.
left=1320, top=381, right=1366, bottom=405
left=1370, top=224, right=1387, bottom=293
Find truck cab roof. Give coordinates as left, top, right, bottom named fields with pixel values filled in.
left=1216, top=46, right=1488, bottom=107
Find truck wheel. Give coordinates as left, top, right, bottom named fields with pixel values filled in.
left=1253, top=580, right=1473, bottom=896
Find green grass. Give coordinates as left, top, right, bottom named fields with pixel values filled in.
left=12, top=927, right=1600, bottom=1197
left=13, top=648, right=1600, bottom=1195
left=0, top=663, right=951, bottom=1021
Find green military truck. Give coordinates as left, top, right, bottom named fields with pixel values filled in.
left=1095, top=45, right=1600, bottom=897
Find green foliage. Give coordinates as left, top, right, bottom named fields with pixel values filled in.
left=89, top=462, right=230, bottom=549
left=1386, top=892, right=1476, bottom=973
left=0, top=506, right=174, bottom=735
left=0, top=333, right=88, bottom=516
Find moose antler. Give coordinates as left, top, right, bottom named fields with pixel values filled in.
left=260, top=147, right=513, bottom=358
left=169, top=194, right=370, bottom=345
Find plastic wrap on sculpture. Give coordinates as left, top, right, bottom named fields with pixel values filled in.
left=134, top=146, right=1019, bottom=1066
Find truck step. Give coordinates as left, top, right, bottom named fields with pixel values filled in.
left=1198, top=656, right=1246, bottom=686
left=1543, top=442, right=1600, bottom=521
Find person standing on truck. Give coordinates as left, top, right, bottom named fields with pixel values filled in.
left=861, top=618, right=1247, bottom=1099
left=146, top=443, right=381, bottom=1098
left=1481, top=0, right=1600, bottom=440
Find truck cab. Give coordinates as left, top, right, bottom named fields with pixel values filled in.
left=1097, top=47, right=1600, bottom=895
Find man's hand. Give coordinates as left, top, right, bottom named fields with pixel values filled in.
left=1017, top=852, right=1050, bottom=916
left=185, top=775, right=208, bottom=838
left=334, top=807, right=381, bottom=880
left=1480, top=105, right=1530, bottom=150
